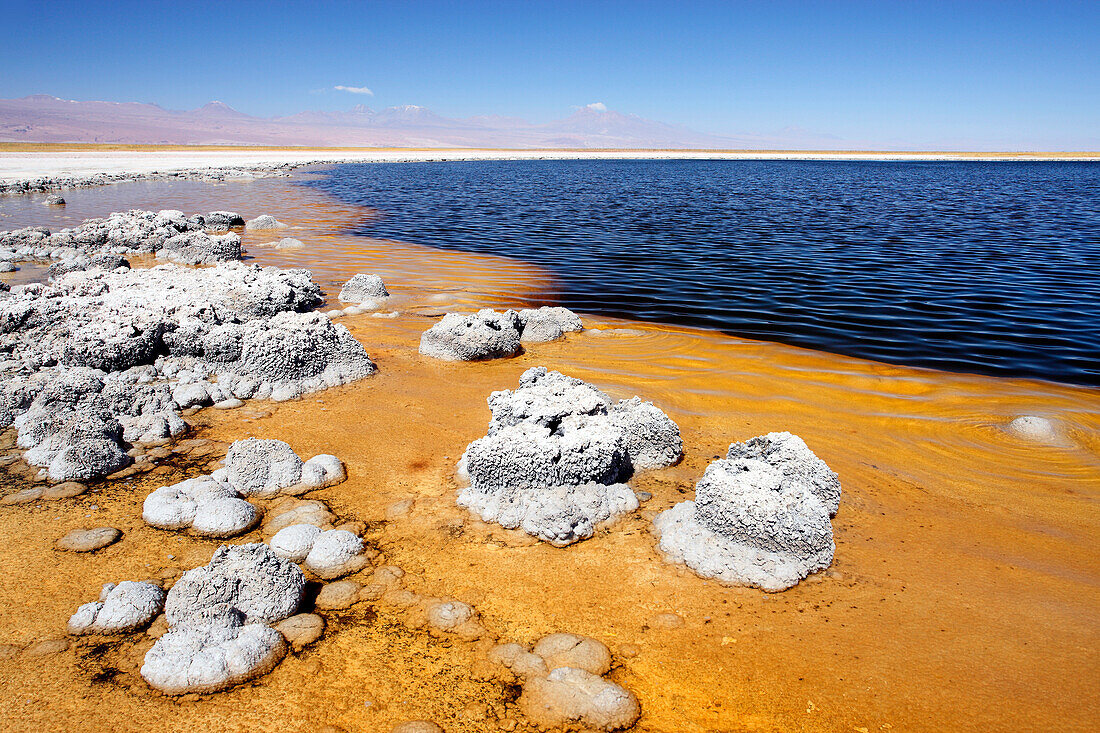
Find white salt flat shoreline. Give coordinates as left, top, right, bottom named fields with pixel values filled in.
left=2, top=148, right=1097, bottom=182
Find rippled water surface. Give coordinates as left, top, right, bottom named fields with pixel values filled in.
left=311, top=160, right=1100, bottom=385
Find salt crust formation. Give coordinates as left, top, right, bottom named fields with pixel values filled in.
left=143, top=439, right=347, bottom=537
left=0, top=163, right=302, bottom=195
left=458, top=367, right=682, bottom=545
left=654, top=432, right=840, bottom=591
left=418, top=307, right=583, bottom=361
left=245, top=215, right=288, bottom=231
left=338, top=273, right=389, bottom=303
left=0, top=227, right=374, bottom=480
left=488, top=633, right=640, bottom=731
left=0, top=209, right=246, bottom=267
left=1006, top=415, right=1059, bottom=443
left=68, top=581, right=165, bottom=635
left=141, top=543, right=304, bottom=694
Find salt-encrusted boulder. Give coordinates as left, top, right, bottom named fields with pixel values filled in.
left=459, top=480, right=638, bottom=547
left=517, top=306, right=583, bottom=343
left=224, top=438, right=303, bottom=497
left=519, top=667, right=641, bottom=731
left=165, top=543, right=305, bottom=626
left=203, top=312, right=376, bottom=401
left=48, top=253, right=130, bottom=280
left=68, top=581, right=165, bottom=634
left=300, top=454, right=346, bottom=488
left=654, top=456, right=836, bottom=592
left=203, top=211, right=245, bottom=228
left=489, top=642, right=551, bottom=679
left=486, top=367, right=612, bottom=431
left=726, top=431, right=841, bottom=516
left=143, top=476, right=257, bottom=537
left=141, top=607, right=288, bottom=695
left=274, top=237, right=304, bottom=249
left=464, top=422, right=631, bottom=492
left=142, top=543, right=305, bottom=694
left=483, top=367, right=682, bottom=473
left=245, top=215, right=287, bottom=231
left=456, top=368, right=681, bottom=545
left=157, top=231, right=242, bottom=265
left=419, top=309, right=523, bottom=361
left=62, top=318, right=163, bottom=373
left=270, top=524, right=322, bottom=563
left=45, top=194, right=66, bottom=206
left=533, top=633, right=613, bottom=676
left=304, top=529, right=370, bottom=579
left=338, top=273, right=389, bottom=303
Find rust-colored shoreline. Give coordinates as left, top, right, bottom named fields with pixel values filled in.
left=0, top=173, right=1097, bottom=732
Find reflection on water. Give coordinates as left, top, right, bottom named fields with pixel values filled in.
left=309, top=160, right=1100, bottom=386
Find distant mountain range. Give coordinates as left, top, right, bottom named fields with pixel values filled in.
left=0, top=94, right=840, bottom=149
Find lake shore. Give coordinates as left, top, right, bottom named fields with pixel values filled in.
left=1, top=145, right=1099, bottom=183
left=0, top=170, right=1097, bottom=732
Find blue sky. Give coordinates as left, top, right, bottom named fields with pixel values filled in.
left=5, top=0, right=1099, bottom=148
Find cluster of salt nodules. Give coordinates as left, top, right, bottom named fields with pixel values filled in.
left=458, top=367, right=682, bottom=545
left=418, top=306, right=583, bottom=361
left=0, top=261, right=374, bottom=481
left=140, top=543, right=306, bottom=694
left=143, top=438, right=346, bottom=538
left=654, top=431, right=841, bottom=591
left=487, top=633, right=640, bottom=731
left=68, top=581, right=166, bottom=635
left=0, top=209, right=246, bottom=269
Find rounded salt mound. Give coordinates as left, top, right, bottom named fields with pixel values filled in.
left=654, top=457, right=836, bottom=591
left=141, top=612, right=288, bottom=695
left=519, top=667, right=641, bottom=731
left=338, top=273, right=389, bottom=303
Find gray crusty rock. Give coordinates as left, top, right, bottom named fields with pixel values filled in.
left=165, top=543, right=305, bottom=626
left=459, top=480, right=639, bottom=547
left=338, top=273, right=389, bottom=303
left=484, top=367, right=683, bottom=472
left=456, top=368, right=680, bottom=545
left=224, top=438, right=303, bottom=496
left=517, top=306, right=584, bottom=343
left=270, top=523, right=323, bottom=563
left=45, top=194, right=66, bottom=206
left=419, top=309, right=523, bottom=361
left=68, top=581, right=165, bottom=634
left=202, top=312, right=376, bottom=401
left=142, top=543, right=304, bottom=694
left=304, top=529, right=370, bottom=579
left=418, top=306, right=585, bottom=360
left=143, top=475, right=258, bottom=537
left=654, top=454, right=836, bottom=591
left=156, top=231, right=242, bottom=265
left=245, top=215, right=288, bottom=231
left=726, top=431, right=841, bottom=516
left=203, top=211, right=245, bottom=228
left=141, top=607, right=288, bottom=695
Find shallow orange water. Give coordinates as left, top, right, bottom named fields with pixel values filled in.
left=0, top=171, right=1097, bottom=732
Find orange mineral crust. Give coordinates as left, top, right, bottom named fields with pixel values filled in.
left=0, top=172, right=1096, bottom=732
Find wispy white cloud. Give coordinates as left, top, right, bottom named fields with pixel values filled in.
left=585, top=102, right=607, bottom=112
left=334, top=85, right=374, bottom=96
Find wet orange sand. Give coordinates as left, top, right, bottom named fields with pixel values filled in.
left=0, top=173, right=1097, bottom=732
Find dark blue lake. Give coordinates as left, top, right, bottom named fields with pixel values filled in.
left=309, top=160, right=1100, bottom=386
